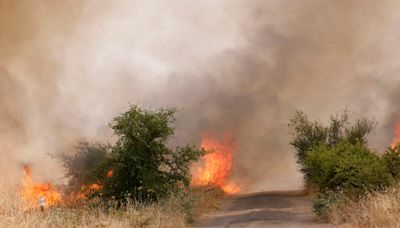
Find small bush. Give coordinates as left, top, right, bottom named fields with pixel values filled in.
left=304, top=142, right=392, bottom=195
left=289, top=110, right=375, bottom=180
left=313, top=191, right=340, bottom=220
left=382, top=144, right=400, bottom=180
left=288, top=111, right=327, bottom=166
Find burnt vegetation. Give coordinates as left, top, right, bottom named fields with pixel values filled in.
left=57, top=142, right=109, bottom=193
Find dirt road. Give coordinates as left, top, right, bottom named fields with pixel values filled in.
left=197, top=190, right=335, bottom=228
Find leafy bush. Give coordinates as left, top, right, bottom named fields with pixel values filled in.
left=289, top=110, right=375, bottom=180
left=313, top=191, right=341, bottom=220
left=304, top=142, right=392, bottom=195
left=382, top=144, right=400, bottom=180
left=90, top=105, right=205, bottom=202
left=288, top=110, right=400, bottom=221
left=288, top=111, right=327, bottom=165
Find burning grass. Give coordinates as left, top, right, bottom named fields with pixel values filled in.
left=0, top=194, right=185, bottom=228
left=4, top=135, right=229, bottom=227
left=20, top=165, right=62, bottom=208
left=0, top=186, right=224, bottom=228
left=1, top=107, right=233, bottom=227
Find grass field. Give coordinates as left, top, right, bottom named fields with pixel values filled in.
left=330, top=186, right=400, bottom=227
left=0, top=187, right=224, bottom=228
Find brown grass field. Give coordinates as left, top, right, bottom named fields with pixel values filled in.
left=0, top=187, right=224, bottom=228
left=330, top=186, right=400, bottom=227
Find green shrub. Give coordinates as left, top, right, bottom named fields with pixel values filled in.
left=289, top=110, right=397, bottom=220
left=382, top=144, right=400, bottom=180
left=288, top=111, right=327, bottom=166
left=89, top=105, right=205, bottom=202
left=304, top=142, right=392, bottom=195
left=288, top=110, right=375, bottom=180
left=313, top=191, right=341, bottom=220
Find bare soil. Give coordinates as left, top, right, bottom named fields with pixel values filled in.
left=197, top=190, right=336, bottom=227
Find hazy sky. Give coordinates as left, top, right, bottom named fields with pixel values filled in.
left=1, top=0, right=400, bottom=191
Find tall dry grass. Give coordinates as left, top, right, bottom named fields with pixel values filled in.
left=0, top=186, right=224, bottom=228
left=0, top=194, right=186, bottom=228
left=330, top=186, right=400, bottom=227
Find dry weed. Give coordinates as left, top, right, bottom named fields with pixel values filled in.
left=0, top=186, right=224, bottom=228
left=0, top=190, right=185, bottom=228
left=330, top=186, right=400, bottom=228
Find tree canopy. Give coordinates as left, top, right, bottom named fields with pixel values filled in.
left=89, top=106, right=204, bottom=202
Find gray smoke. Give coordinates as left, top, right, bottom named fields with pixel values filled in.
left=1, top=0, right=400, bottom=192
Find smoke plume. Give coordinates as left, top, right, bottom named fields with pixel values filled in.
left=1, top=0, right=400, bottom=192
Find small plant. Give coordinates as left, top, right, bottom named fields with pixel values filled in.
left=382, top=144, right=400, bottom=180
left=313, top=191, right=340, bottom=220
left=288, top=111, right=327, bottom=167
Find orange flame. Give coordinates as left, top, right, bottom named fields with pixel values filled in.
left=192, top=134, right=240, bottom=194
left=392, top=122, right=400, bottom=149
left=107, top=169, right=114, bottom=178
left=21, top=165, right=61, bottom=207
left=76, top=169, right=113, bottom=199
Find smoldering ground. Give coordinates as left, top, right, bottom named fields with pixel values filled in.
left=1, top=0, right=400, bottom=192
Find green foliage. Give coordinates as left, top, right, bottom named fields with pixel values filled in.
left=312, top=191, right=340, bottom=220
left=288, top=111, right=327, bottom=165
left=57, top=142, right=109, bottom=192
left=288, top=110, right=375, bottom=179
left=343, top=118, right=376, bottom=145
left=91, top=105, right=205, bottom=202
left=305, top=142, right=392, bottom=195
left=382, top=144, right=400, bottom=180
left=288, top=110, right=400, bottom=220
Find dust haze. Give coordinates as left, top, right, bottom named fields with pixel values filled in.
left=1, top=0, right=400, bottom=192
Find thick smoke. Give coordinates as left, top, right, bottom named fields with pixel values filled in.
left=1, top=0, right=400, bottom=192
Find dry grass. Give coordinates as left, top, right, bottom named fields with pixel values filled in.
left=0, top=196, right=185, bottom=228
left=0, top=187, right=224, bottom=228
left=190, top=186, right=225, bottom=220
left=330, top=186, right=400, bottom=227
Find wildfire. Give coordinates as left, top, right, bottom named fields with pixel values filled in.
left=77, top=169, right=113, bottom=199
left=392, top=122, right=400, bottom=148
left=76, top=183, right=102, bottom=199
left=191, top=134, right=240, bottom=194
left=21, top=165, right=62, bottom=207
left=107, top=169, right=114, bottom=178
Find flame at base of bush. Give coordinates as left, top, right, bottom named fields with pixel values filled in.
left=76, top=170, right=113, bottom=200
left=19, top=165, right=114, bottom=206
left=191, top=133, right=240, bottom=194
